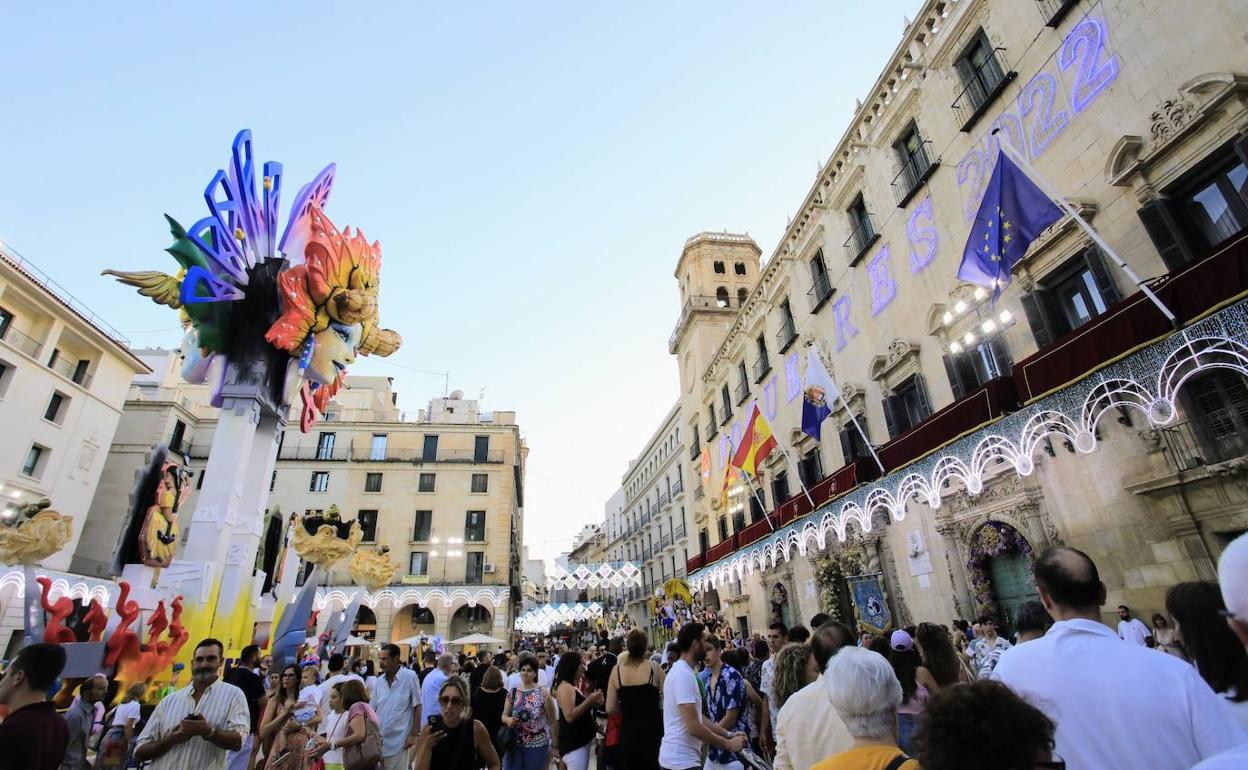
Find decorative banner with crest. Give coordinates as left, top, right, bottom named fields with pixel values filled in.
left=546, top=562, right=642, bottom=590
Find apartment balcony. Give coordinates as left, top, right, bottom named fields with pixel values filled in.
left=658, top=491, right=671, bottom=508
left=1036, top=0, right=1080, bottom=27
left=48, top=355, right=92, bottom=388
left=951, top=48, right=1017, bottom=132
left=776, top=315, right=799, bottom=353
left=891, top=143, right=938, bottom=207
left=672, top=478, right=684, bottom=496
left=674, top=523, right=686, bottom=540
left=0, top=325, right=42, bottom=359
left=660, top=533, right=673, bottom=550
left=808, top=271, right=834, bottom=312
left=734, top=379, right=750, bottom=406
left=753, top=355, right=772, bottom=384
left=843, top=214, right=880, bottom=267
left=278, top=444, right=504, bottom=464
left=1161, top=419, right=1248, bottom=473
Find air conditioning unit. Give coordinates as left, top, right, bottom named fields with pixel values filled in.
left=483, top=563, right=497, bottom=573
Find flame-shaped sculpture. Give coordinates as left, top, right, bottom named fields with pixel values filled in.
left=292, top=506, right=363, bottom=569
left=348, top=545, right=400, bottom=590
left=0, top=500, right=73, bottom=565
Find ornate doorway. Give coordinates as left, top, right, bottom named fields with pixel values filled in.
left=968, top=521, right=1037, bottom=632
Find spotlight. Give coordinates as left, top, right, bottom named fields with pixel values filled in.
left=942, top=311, right=953, bottom=325
left=981, top=319, right=997, bottom=334
left=973, top=286, right=987, bottom=301
left=954, top=300, right=967, bottom=314
left=998, top=309, right=1013, bottom=324
left=963, top=332, right=976, bottom=346
left=949, top=342, right=963, bottom=354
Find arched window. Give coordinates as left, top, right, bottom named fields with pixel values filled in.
left=738, top=288, right=749, bottom=305
left=735, top=262, right=747, bottom=276
left=716, top=287, right=730, bottom=307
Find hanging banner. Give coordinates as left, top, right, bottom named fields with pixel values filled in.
left=847, top=573, right=892, bottom=634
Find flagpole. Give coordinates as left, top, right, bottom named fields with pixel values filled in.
left=993, top=134, right=1176, bottom=324
left=839, top=392, right=886, bottom=476
left=742, top=470, right=776, bottom=531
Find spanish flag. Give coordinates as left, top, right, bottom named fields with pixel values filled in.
left=731, top=404, right=778, bottom=478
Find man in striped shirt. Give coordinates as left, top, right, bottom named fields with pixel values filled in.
left=134, top=638, right=250, bottom=770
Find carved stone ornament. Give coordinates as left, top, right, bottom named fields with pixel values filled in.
left=1136, top=428, right=1163, bottom=452
left=1149, top=98, right=1195, bottom=143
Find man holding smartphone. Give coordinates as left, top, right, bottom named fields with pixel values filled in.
left=133, top=638, right=250, bottom=770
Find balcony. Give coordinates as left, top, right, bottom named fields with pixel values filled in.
left=660, top=533, right=673, bottom=550
left=675, top=523, right=686, bottom=540
left=1161, top=419, right=1248, bottom=473
left=891, top=144, right=938, bottom=207
left=776, top=315, right=799, bottom=353
left=1036, top=0, right=1080, bottom=27
left=672, top=478, right=684, bottom=495
left=1013, top=233, right=1248, bottom=403
left=687, top=553, right=705, bottom=572
left=670, top=294, right=738, bottom=354
left=877, top=376, right=1021, bottom=474
left=48, top=356, right=92, bottom=387
left=0, top=325, right=42, bottom=358
left=753, top=355, right=772, bottom=383
left=808, top=271, right=834, bottom=312
left=706, top=419, right=719, bottom=440
left=951, top=48, right=1017, bottom=132
left=734, top=379, right=750, bottom=406
left=281, top=444, right=506, bottom=464
left=843, top=214, right=880, bottom=266
left=689, top=442, right=702, bottom=461
left=659, top=491, right=671, bottom=507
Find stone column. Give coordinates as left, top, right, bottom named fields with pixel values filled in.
left=936, top=523, right=975, bottom=621
left=374, top=598, right=393, bottom=644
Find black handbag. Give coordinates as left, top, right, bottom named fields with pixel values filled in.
left=496, top=688, right=519, bottom=755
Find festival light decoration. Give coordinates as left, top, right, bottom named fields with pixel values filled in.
left=514, top=602, right=603, bottom=634
left=689, top=301, right=1248, bottom=592
left=546, top=562, right=642, bottom=590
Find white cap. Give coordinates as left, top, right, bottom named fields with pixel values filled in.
left=1218, top=532, right=1248, bottom=620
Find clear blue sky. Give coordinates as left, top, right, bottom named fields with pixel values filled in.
left=1, top=1, right=921, bottom=565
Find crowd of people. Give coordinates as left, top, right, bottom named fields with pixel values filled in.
left=0, top=534, right=1246, bottom=770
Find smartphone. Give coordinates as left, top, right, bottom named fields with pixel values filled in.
left=185, top=713, right=204, bottom=721
left=428, top=715, right=445, bottom=732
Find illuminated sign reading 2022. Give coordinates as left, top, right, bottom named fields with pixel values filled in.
left=715, top=13, right=1120, bottom=471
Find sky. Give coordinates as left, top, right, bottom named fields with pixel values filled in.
left=1, top=1, right=922, bottom=566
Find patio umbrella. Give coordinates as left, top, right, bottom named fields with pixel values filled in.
left=449, top=633, right=506, bottom=645
left=393, top=636, right=426, bottom=646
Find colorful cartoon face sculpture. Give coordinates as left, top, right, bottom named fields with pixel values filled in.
left=265, top=206, right=401, bottom=411
left=103, top=130, right=402, bottom=430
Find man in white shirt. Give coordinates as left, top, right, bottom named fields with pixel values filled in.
left=1195, top=532, right=1248, bottom=769
left=419, top=653, right=453, bottom=723
left=969, top=616, right=1012, bottom=677
left=1116, top=605, right=1153, bottom=646
left=133, top=638, right=250, bottom=770
left=773, top=621, right=854, bottom=770
left=374, top=643, right=421, bottom=770
left=993, top=546, right=1247, bottom=770
left=759, top=622, right=787, bottom=733
left=660, top=622, right=747, bottom=770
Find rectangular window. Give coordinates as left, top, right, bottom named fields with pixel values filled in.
left=465, top=552, right=485, bottom=584
left=413, top=510, right=433, bottom=542
left=706, top=404, right=719, bottom=438
left=43, top=392, right=67, bottom=424
left=422, top=435, right=439, bottom=462
left=197, top=469, right=206, bottom=490
left=21, top=444, right=46, bottom=478
left=465, top=510, right=486, bottom=542
left=1021, top=248, right=1122, bottom=348
left=0, top=360, right=13, bottom=398
left=754, top=334, right=770, bottom=382
left=0, top=308, right=12, bottom=340
left=170, top=419, right=188, bottom=454
left=418, top=473, right=436, bottom=493
left=893, top=124, right=932, bottom=203
left=1140, top=154, right=1248, bottom=269
left=357, top=510, right=378, bottom=542
left=883, top=374, right=933, bottom=439
left=713, top=260, right=726, bottom=274
left=370, top=434, right=388, bottom=461
left=945, top=337, right=1012, bottom=399
left=734, top=262, right=747, bottom=276
left=699, top=528, right=710, bottom=554
left=689, top=423, right=702, bottom=460
left=731, top=508, right=747, bottom=535
left=771, top=469, right=790, bottom=507
left=809, top=251, right=833, bottom=310
left=316, top=432, right=336, bottom=460
left=720, top=383, right=733, bottom=423
left=1184, top=371, right=1248, bottom=465
left=471, top=473, right=488, bottom=493
left=735, top=361, right=750, bottom=405
left=777, top=299, right=799, bottom=350
left=749, top=488, right=767, bottom=523
left=474, top=436, right=489, bottom=463
left=309, top=471, right=329, bottom=493
left=799, top=447, right=824, bottom=486
left=364, top=472, right=383, bottom=493
left=955, top=30, right=1008, bottom=117
left=270, top=470, right=277, bottom=492
left=409, top=551, right=429, bottom=576
left=717, top=516, right=730, bottom=542
left=845, top=194, right=876, bottom=264
left=72, top=360, right=89, bottom=386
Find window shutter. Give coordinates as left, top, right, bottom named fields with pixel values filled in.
left=914, top=373, right=933, bottom=420
left=1234, top=134, right=1248, bottom=167
left=988, top=335, right=1014, bottom=376
left=839, top=427, right=854, bottom=464
left=944, top=353, right=967, bottom=400
left=882, top=397, right=900, bottom=440
left=1021, top=290, right=1067, bottom=349
left=1137, top=198, right=1197, bottom=272
left=1083, top=247, right=1122, bottom=307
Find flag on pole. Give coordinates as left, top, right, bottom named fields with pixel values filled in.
left=957, top=149, right=1064, bottom=299
left=731, top=404, right=778, bottom=478
left=801, top=346, right=839, bottom=442
left=718, top=464, right=738, bottom=509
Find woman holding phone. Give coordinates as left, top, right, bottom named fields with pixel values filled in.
left=413, top=677, right=500, bottom=770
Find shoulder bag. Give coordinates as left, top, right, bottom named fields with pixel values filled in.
left=342, top=714, right=383, bottom=770
left=496, top=688, right=519, bottom=756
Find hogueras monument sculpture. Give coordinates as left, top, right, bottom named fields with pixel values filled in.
left=104, top=130, right=402, bottom=661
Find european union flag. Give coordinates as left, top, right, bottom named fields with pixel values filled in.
left=957, top=149, right=1063, bottom=297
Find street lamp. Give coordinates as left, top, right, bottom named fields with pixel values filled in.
left=429, top=536, right=463, bottom=582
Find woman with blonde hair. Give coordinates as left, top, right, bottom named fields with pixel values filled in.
left=772, top=642, right=817, bottom=711
left=96, top=681, right=146, bottom=769
left=414, top=676, right=501, bottom=770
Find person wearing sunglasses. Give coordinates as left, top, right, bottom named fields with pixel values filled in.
left=413, top=677, right=500, bottom=770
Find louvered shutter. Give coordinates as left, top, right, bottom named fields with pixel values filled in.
left=1137, top=198, right=1198, bottom=272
